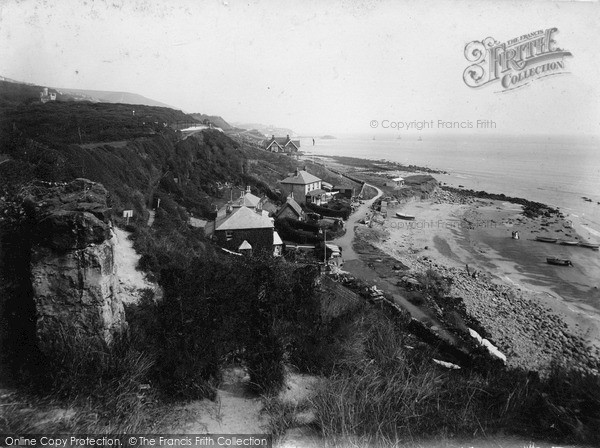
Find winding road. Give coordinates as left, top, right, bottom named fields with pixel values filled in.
left=330, top=183, right=383, bottom=261
left=331, top=184, right=461, bottom=344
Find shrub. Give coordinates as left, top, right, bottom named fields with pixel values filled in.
left=125, top=252, right=321, bottom=399
left=13, top=327, right=156, bottom=432
left=274, top=217, right=321, bottom=244
left=306, top=202, right=351, bottom=220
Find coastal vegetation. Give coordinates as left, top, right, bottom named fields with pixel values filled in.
left=306, top=200, right=352, bottom=220
left=1, top=98, right=599, bottom=446
left=310, top=312, right=600, bottom=445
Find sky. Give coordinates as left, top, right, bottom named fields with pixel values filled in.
left=1, top=0, right=599, bottom=136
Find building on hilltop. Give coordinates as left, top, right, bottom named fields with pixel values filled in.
left=280, top=168, right=326, bottom=205
left=40, top=87, right=57, bottom=103
left=264, top=134, right=300, bottom=153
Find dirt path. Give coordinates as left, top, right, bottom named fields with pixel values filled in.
left=112, top=227, right=160, bottom=303
left=166, top=368, right=267, bottom=434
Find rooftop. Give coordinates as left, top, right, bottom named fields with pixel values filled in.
left=234, top=191, right=261, bottom=208
left=238, top=240, right=252, bottom=250
left=215, top=206, right=274, bottom=231
left=276, top=195, right=303, bottom=217
left=281, top=170, right=322, bottom=185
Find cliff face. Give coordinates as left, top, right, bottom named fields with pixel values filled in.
left=28, top=179, right=127, bottom=351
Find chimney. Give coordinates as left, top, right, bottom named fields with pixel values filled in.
left=272, top=134, right=275, bottom=140
left=294, top=167, right=299, bottom=176
left=286, top=134, right=290, bottom=140
left=226, top=204, right=233, bottom=214
left=246, top=185, right=251, bottom=193
left=303, top=165, right=307, bottom=171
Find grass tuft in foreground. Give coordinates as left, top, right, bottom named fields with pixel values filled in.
left=308, top=308, right=600, bottom=446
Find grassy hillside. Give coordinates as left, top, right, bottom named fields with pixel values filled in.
left=0, top=101, right=322, bottom=220
left=57, top=87, right=172, bottom=108
left=0, top=78, right=172, bottom=108
left=0, top=101, right=197, bottom=147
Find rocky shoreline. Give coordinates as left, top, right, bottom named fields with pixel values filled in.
left=344, top=176, right=600, bottom=375
left=408, top=255, right=600, bottom=373
left=441, top=185, right=561, bottom=218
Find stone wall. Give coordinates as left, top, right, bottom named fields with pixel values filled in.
left=28, top=179, right=127, bottom=351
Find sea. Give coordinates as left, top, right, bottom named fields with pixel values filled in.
left=300, top=133, right=600, bottom=318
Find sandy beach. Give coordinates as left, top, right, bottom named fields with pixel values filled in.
left=358, top=188, right=600, bottom=372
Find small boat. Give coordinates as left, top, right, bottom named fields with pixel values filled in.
left=559, top=240, right=579, bottom=246
left=396, top=212, right=416, bottom=220
left=547, top=257, right=573, bottom=266
left=579, top=242, right=600, bottom=250
left=535, top=236, right=558, bottom=243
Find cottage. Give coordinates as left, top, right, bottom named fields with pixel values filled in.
left=232, top=186, right=262, bottom=209
left=385, top=177, right=405, bottom=188
left=274, top=195, right=305, bottom=221
left=214, top=206, right=274, bottom=252
left=260, top=197, right=278, bottom=215
left=216, top=186, right=264, bottom=219
left=264, top=134, right=300, bottom=153
left=40, top=87, right=57, bottom=103
left=280, top=168, right=325, bottom=205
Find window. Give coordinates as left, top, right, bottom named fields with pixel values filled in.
left=226, top=231, right=233, bottom=241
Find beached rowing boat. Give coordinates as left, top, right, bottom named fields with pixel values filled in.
left=559, top=240, right=579, bottom=246
left=535, top=236, right=558, bottom=243
left=546, top=257, right=573, bottom=266
left=579, top=242, right=600, bottom=250
left=396, top=212, right=415, bottom=220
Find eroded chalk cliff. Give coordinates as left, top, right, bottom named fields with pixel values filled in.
left=27, top=179, right=127, bottom=351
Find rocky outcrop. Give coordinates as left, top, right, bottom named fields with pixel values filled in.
left=27, top=179, right=126, bottom=351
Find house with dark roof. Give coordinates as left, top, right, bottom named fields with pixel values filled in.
left=213, top=206, right=277, bottom=254
left=274, top=195, right=305, bottom=221
left=280, top=168, right=326, bottom=205
left=264, top=135, right=300, bottom=153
